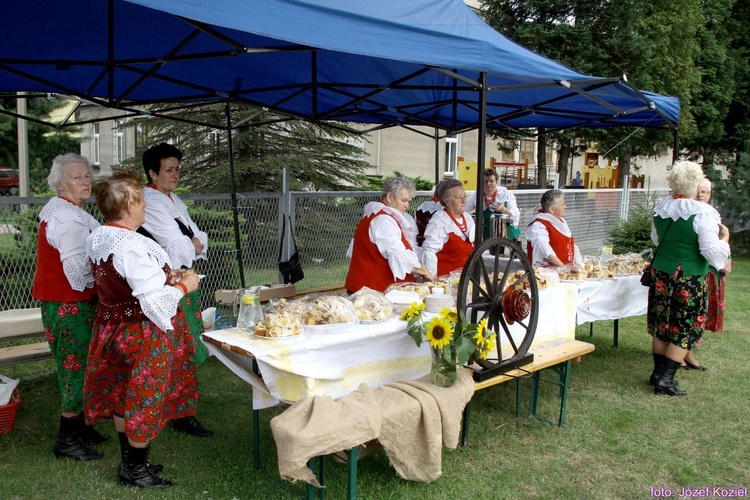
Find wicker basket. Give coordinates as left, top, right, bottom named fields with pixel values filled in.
left=0, top=388, right=21, bottom=434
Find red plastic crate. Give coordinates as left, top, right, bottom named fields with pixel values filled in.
left=0, top=388, right=21, bottom=434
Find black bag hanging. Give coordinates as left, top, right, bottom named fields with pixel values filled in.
left=278, top=216, right=304, bottom=284
left=640, top=220, right=673, bottom=287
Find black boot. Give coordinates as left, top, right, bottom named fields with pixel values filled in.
left=654, top=358, right=688, bottom=396
left=118, top=438, right=172, bottom=488
left=117, top=432, right=164, bottom=474
left=75, top=414, right=110, bottom=445
left=649, top=353, right=666, bottom=386
left=52, top=415, right=104, bottom=460
left=172, top=416, right=213, bottom=437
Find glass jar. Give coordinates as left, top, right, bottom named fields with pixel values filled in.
left=235, top=286, right=263, bottom=333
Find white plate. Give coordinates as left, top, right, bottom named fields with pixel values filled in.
left=559, top=279, right=587, bottom=283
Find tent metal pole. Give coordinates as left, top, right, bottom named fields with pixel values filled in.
left=474, top=72, right=488, bottom=244
left=434, top=127, right=440, bottom=184
left=225, top=103, right=246, bottom=288
left=672, top=128, right=679, bottom=163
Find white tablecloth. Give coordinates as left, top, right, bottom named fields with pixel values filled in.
left=571, top=275, right=647, bottom=324
left=203, top=284, right=579, bottom=409
left=204, top=317, right=431, bottom=409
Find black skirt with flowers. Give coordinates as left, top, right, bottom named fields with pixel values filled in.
left=646, top=265, right=708, bottom=350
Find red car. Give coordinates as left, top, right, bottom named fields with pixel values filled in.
left=0, top=169, right=19, bottom=195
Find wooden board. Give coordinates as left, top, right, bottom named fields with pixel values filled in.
left=0, top=342, right=52, bottom=368
left=473, top=339, right=595, bottom=391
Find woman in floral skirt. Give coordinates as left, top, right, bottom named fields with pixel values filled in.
left=32, top=153, right=105, bottom=461
left=84, top=170, right=201, bottom=488
left=647, top=162, right=730, bottom=396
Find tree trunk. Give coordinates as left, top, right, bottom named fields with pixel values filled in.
left=557, top=142, right=572, bottom=188
left=537, top=129, right=547, bottom=188
left=618, top=149, right=632, bottom=189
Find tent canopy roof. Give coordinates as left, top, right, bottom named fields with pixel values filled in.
left=0, top=0, right=679, bottom=132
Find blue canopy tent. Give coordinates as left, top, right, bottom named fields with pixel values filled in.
left=0, top=0, right=679, bottom=131
left=0, top=0, right=681, bottom=285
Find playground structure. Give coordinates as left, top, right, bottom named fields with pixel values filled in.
left=458, top=154, right=647, bottom=190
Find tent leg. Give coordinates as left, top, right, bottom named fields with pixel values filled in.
left=225, top=104, right=246, bottom=288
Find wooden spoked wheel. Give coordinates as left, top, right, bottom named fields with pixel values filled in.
left=456, top=237, right=538, bottom=374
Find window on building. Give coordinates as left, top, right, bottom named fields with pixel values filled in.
left=343, top=136, right=365, bottom=159
left=135, top=121, right=148, bottom=158
left=519, top=139, right=535, bottom=163
left=115, top=120, right=126, bottom=164
left=500, top=139, right=515, bottom=161
left=445, top=136, right=458, bottom=174
left=545, top=142, right=554, bottom=165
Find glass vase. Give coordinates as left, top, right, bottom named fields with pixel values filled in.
left=430, top=348, right=457, bottom=387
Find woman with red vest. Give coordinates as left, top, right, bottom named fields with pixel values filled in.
left=421, top=179, right=475, bottom=276
left=32, top=154, right=106, bottom=461
left=525, top=189, right=583, bottom=268
left=85, top=170, right=201, bottom=488
left=345, top=177, right=433, bottom=293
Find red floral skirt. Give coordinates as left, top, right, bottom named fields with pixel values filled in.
left=704, top=269, right=725, bottom=333
left=84, top=303, right=198, bottom=443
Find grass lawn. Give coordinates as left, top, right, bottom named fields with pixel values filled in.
left=1, top=259, right=748, bottom=499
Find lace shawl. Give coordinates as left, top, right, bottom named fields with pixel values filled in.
left=86, top=226, right=182, bottom=331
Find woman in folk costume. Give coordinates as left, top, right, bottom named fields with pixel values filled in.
left=32, top=153, right=106, bottom=461
left=466, top=168, right=521, bottom=240
left=84, top=170, right=202, bottom=488
left=345, top=176, right=433, bottom=293
left=414, top=180, right=449, bottom=246
left=646, top=162, right=730, bottom=396
left=421, top=179, right=476, bottom=276
left=681, top=178, right=732, bottom=371
left=138, top=142, right=212, bottom=437
left=525, top=189, right=583, bottom=268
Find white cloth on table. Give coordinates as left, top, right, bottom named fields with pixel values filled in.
left=86, top=226, right=183, bottom=331
left=141, top=186, right=208, bottom=268
left=574, top=275, right=647, bottom=324
left=525, top=212, right=583, bottom=268
left=203, top=316, right=431, bottom=409
left=346, top=201, right=422, bottom=280
left=652, top=196, right=730, bottom=271
left=39, top=197, right=100, bottom=291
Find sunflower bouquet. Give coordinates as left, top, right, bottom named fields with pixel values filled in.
left=400, top=302, right=497, bottom=387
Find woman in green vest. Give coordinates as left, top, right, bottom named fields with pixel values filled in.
left=647, top=161, right=731, bottom=396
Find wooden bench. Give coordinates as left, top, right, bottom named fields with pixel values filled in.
left=461, top=338, right=595, bottom=446
left=0, top=308, right=52, bottom=368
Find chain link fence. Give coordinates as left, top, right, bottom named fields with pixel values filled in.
left=1, top=188, right=671, bottom=311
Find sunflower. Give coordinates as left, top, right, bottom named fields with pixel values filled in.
left=439, top=307, right=458, bottom=323
left=473, top=318, right=488, bottom=345
left=479, top=333, right=497, bottom=360
left=400, top=301, right=425, bottom=322
left=426, top=316, right=453, bottom=349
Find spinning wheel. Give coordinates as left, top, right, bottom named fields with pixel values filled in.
left=456, top=237, right=539, bottom=381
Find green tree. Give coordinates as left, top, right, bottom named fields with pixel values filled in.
left=479, top=0, right=699, bottom=184
left=123, top=104, right=371, bottom=193
left=0, top=96, right=81, bottom=194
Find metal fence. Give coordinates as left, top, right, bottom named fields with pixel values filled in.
left=0, top=188, right=670, bottom=311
